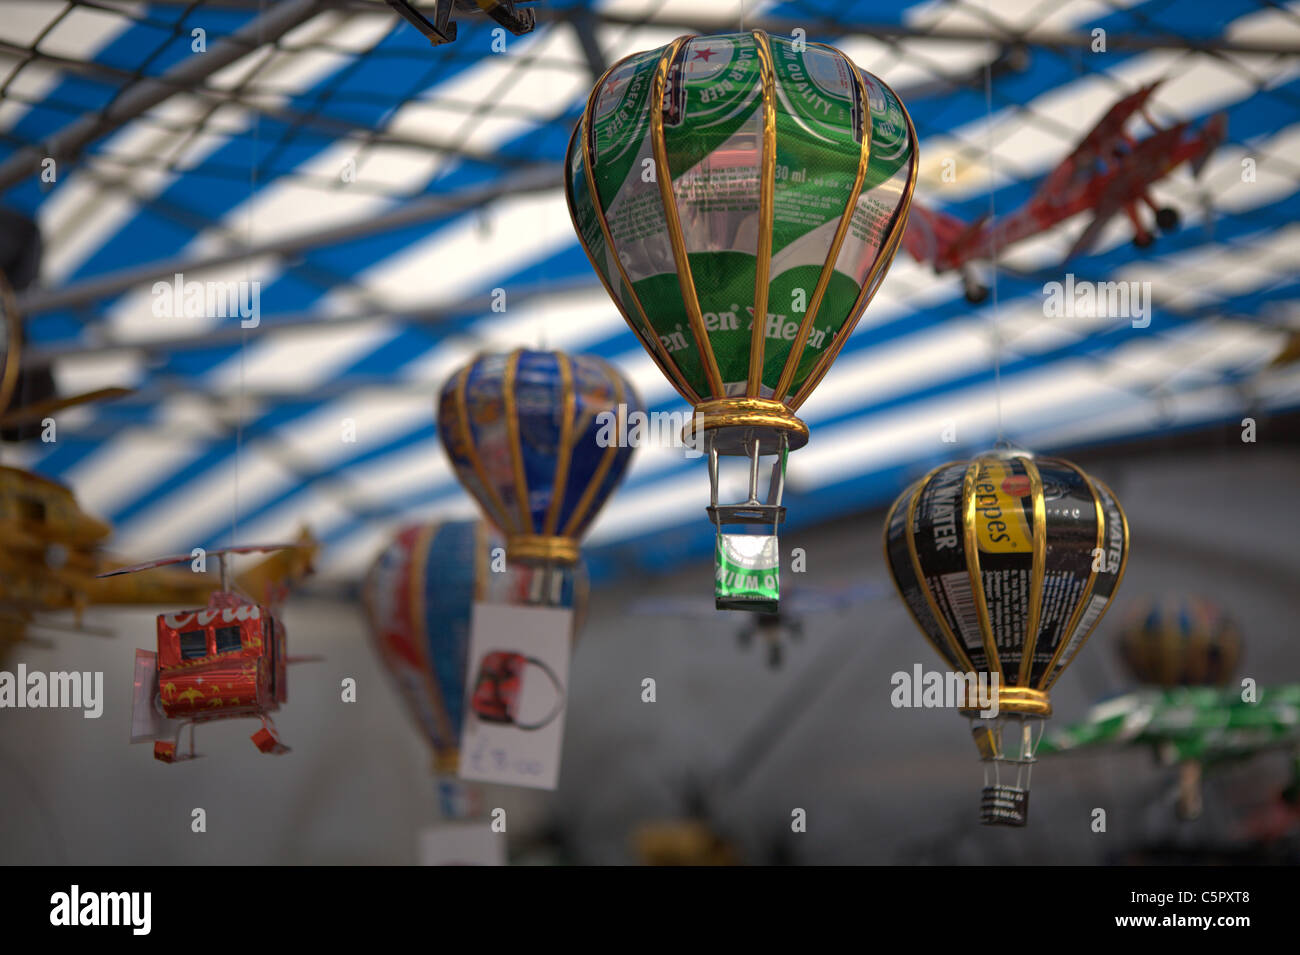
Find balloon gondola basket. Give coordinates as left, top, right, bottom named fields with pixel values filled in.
left=968, top=710, right=1047, bottom=827
left=705, top=430, right=788, bottom=614
left=504, top=545, right=573, bottom=609
left=435, top=773, right=486, bottom=822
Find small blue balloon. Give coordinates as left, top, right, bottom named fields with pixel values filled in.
left=438, top=348, right=642, bottom=565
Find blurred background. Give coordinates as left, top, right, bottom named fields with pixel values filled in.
left=0, top=0, right=1298, bottom=864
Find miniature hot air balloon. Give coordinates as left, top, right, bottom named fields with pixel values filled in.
left=1118, top=595, right=1241, bottom=688
left=565, top=30, right=916, bottom=612
left=1052, top=593, right=1251, bottom=822
left=437, top=348, right=639, bottom=570
left=362, top=520, right=587, bottom=809
left=883, top=449, right=1130, bottom=825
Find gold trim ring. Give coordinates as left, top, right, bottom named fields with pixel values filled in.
left=960, top=685, right=1053, bottom=718
left=683, top=397, right=809, bottom=455
left=433, top=748, right=460, bottom=775
left=507, top=534, right=581, bottom=566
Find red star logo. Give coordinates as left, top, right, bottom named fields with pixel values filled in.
left=693, top=47, right=716, bottom=62
left=1001, top=475, right=1031, bottom=498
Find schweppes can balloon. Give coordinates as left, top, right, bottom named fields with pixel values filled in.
left=883, top=449, right=1130, bottom=826
left=565, top=31, right=916, bottom=612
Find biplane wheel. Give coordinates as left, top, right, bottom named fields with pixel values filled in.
left=1155, top=207, right=1180, bottom=232
left=963, top=284, right=989, bottom=305
left=1133, top=231, right=1155, bottom=249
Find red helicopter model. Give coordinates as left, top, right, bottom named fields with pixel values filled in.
left=101, top=542, right=316, bottom=763
left=903, top=81, right=1228, bottom=302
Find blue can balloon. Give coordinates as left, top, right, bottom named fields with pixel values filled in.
left=437, top=348, right=642, bottom=565
left=362, top=519, right=587, bottom=773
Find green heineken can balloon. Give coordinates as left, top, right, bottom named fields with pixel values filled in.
left=565, top=30, right=917, bottom=612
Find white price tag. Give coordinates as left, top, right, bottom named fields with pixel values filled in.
left=457, top=602, right=572, bottom=791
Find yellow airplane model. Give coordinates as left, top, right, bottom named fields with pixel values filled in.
left=0, top=464, right=318, bottom=659
left=1, top=270, right=317, bottom=658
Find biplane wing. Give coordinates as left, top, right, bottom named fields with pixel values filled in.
left=0, top=386, right=133, bottom=431
left=1041, top=686, right=1300, bottom=765
left=1064, top=198, right=1125, bottom=260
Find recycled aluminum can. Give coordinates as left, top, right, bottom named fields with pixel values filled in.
left=883, top=448, right=1130, bottom=826
left=363, top=520, right=588, bottom=773
left=715, top=533, right=780, bottom=612
left=567, top=31, right=915, bottom=403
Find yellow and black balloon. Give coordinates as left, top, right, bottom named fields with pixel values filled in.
left=884, top=449, right=1129, bottom=826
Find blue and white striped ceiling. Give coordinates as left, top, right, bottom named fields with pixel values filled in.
left=2, top=0, right=1298, bottom=583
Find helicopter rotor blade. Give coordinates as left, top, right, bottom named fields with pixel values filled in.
left=97, top=542, right=306, bottom=578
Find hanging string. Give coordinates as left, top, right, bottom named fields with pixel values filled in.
left=982, top=9, right=1006, bottom=446
left=234, top=3, right=265, bottom=548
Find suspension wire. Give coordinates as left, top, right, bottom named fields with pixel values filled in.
left=982, top=8, right=1006, bottom=446
left=233, top=2, right=266, bottom=549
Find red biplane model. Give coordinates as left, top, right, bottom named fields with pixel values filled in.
left=903, top=81, right=1228, bottom=302
left=102, top=543, right=316, bottom=763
